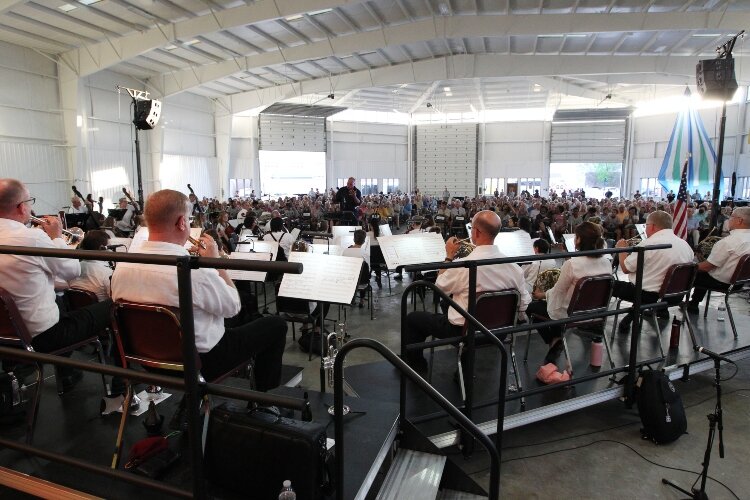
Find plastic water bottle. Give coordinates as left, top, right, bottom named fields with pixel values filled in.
left=717, top=304, right=726, bottom=322
left=278, top=480, right=296, bottom=500
left=590, top=337, right=603, bottom=368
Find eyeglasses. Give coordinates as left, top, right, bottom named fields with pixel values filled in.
left=16, top=197, right=35, bottom=208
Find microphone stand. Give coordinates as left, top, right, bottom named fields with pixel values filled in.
left=662, top=347, right=726, bottom=499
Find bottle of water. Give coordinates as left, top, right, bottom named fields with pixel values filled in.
left=717, top=304, right=726, bottom=322
left=278, top=480, right=296, bottom=500
left=590, top=337, right=603, bottom=368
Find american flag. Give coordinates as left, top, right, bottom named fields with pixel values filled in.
left=673, top=159, right=689, bottom=240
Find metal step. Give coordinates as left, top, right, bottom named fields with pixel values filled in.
left=376, top=449, right=447, bottom=500
left=436, top=489, right=486, bottom=500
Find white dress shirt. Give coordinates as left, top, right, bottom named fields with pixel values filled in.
left=0, top=218, right=80, bottom=335
left=69, top=260, right=112, bottom=302
left=263, top=231, right=292, bottom=259
left=706, top=228, right=750, bottom=284
left=115, top=205, right=135, bottom=233
left=342, top=244, right=370, bottom=268
left=546, top=256, right=612, bottom=320
left=437, top=244, right=531, bottom=326
left=623, top=228, right=694, bottom=293
left=111, top=240, right=240, bottom=353
left=523, top=258, right=557, bottom=293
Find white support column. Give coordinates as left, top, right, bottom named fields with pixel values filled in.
left=148, top=122, right=164, bottom=194
left=57, top=63, right=80, bottom=187
left=215, top=105, right=233, bottom=200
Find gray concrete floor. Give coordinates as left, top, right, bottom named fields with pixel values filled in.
left=276, top=249, right=750, bottom=499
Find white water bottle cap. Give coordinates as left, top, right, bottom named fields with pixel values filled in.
left=283, top=480, right=291, bottom=488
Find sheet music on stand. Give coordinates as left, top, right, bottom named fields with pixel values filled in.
left=563, top=234, right=576, bottom=253
left=235, top=240, right=279, bottom=262
left=636, top=224, right=648, bottom=240
left=312, top=244, right=343, bottom=256
left=290, top=228, right=301, bottom=241
left=493, top=231, right=535, bottom=258
left=378, top=224, right=392, bottom=236
left=377, top=232, right=446, bottom=270
left=278, top=252, right=362, bottom=305
left=547, top=227, right=556, bottom=243
left=331, top=226, right=357, bottom=247
left=226, top=251, right=274, bottom=282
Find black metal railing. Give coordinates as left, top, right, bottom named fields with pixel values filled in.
left=0, top=245, right=305, bottom=499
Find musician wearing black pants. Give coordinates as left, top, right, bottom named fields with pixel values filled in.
left=335, top=177, right=361, bottom=224
left=0, top=178, right=112, bottom=392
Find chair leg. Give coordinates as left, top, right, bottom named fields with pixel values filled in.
left=111, top=384, right=133, bottom=469
left=509, top=335, right=522, bottom=393
left=610, top=299, right=622, bottom=345
left=427, top=345, right=435, bottom=383
left=682, top=304, right=699, bottom=349
left=560, top=329, right=572, bottom=376
left=725, top=291, right=738, bottom=339
left=523, top=319, right=533, bottom=363
left=369, top=286, right=374, bottom=321
left=703, top=290, right=711, bottom=318
left=25, top=364, right=43, bottom=445
left=94, top=339, right=110, bottom=396
left=456, top=342, right=466, bottom=403
left=650, top=311, right=666, bottom=360
left=602, top=328, right=616, bottom=371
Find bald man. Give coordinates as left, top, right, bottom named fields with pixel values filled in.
left=0, top=178, right=111, bottom=392
left=112, top=189, right=287, bottom=394
left=404, top=210, right=530, bottom=373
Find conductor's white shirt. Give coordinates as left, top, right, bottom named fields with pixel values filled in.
left=623, top=229, right=694, bottom=293
left=706, top=228, right=750, bottom=284
left=0, top=218, right=80, bottom=335
left=111, top=241, right=240, bottom=352
left=437, top=244, right=530, bottom=326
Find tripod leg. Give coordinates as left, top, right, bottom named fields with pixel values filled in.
left=661, top=478, right=693, bottom=497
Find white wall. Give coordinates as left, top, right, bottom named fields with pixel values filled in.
left=0, top=41, right=67, bottom=214
left=230, top=115, right=259, bottom=193
left=327, top=120, right=408, bottom=191
left=481, top=121, right=549, bottom=190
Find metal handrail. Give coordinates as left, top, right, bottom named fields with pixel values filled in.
left=333, top=338, right=502, bottom=500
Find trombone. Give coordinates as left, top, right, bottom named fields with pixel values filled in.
left=29, top=215, right=83, bottom=244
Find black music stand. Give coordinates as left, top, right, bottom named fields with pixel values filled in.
left=662, top=349, right=729, bottom=499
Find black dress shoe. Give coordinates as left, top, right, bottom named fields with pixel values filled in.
left=618, top=318, right=632, bottom=335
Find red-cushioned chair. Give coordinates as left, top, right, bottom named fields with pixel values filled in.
left=429, top=290, right=521, bottom=400
left=110, top=301, right=255, bottom=468
left=609, top=263, right=698, bottom=359
left=0, top=287, right=108, bottom=444
left=525, top=274, right=614, bottom=376
left=701, top=254, right=750, bottom=340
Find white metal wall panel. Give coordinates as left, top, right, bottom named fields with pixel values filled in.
left=229, top=138, right=256, bottom=179
left=0, top=141, right=67, bottom=214
left=160, top=154, right=216, bottom=199
left=550, top=121, right=626, bottom=163
left=259, top=114, right=326, bottom=152
left=416, top=124, right=477, bottom=197
left=162, top=94, right=215, bottom=157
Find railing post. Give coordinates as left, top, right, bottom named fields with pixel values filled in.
left=176, top=256, right=207, bottom=499
left=461, top=262, right=478, bottom=455
left=624, top=248, right=646, bottom=408
left=399, top=286, right=408, bottom=428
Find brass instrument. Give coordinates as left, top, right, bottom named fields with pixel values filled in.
left=323, top=323, right=351, bottom=415
left=453, top=238, right=476, bottom=259
left=696, top=236, right=723, bottom=262
left=534, top=268, right=561, bottom=293
left=29, top=215, right=83, bottom=245
left=626, top=236, right=642, bottom=246
left=187, top=235, right=206, bottom=250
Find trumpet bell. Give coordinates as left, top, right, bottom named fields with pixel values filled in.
left=454, top=241, right=476, bottom=259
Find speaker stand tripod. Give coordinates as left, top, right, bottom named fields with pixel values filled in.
left=662, top=355, right=725, bottom=500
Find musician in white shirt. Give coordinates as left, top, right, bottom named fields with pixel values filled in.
left=114, top=197, right=135, bottom=234
left=404, top=211, right=530, bottom=373
left=613, top=210, right=694, bottom=333
left=523, top=239, right=557, bottom=293
left=68, top=230, right=113, bottom=302
left=111, top=189, right=287, bottom=389
left=0, top=178, right=111, bottom=390
left=688, top=206, right=750, bottom=312
left=68, top=196, right=89, bottom=214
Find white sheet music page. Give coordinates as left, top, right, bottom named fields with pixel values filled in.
left=226, top=252, right=274, bottom=282
left=290, top=227, right=301, bottom=241
left=278, top=252, right=362, bottom=304
left=563, top=234, right=576, bottom=253
left=376, top=232, right=446, bottom=270
left=493, top=231, right=535, bottom=258
left=331, top=226, right=357, bottom=247
left=235, top=240, right=279, bottom=261
left=378, top=224, right=392, bottom=236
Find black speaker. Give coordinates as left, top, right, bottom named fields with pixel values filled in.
left=696, top=58, right=738, bottom=101
left=133, top=99, right=162, bottom=130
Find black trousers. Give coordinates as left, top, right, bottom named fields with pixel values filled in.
left=612, top=281, right=662, bottom=321
left=405, top=311, right=462, bottom=370
left=200, top=315, right=287, bottom=391
left=689, top=272, right=730, bottom=305
left=526, top=300, right=561, bottom=345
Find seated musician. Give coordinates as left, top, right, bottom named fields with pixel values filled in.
left=0, top=178, right=111, bottom=391
left=526, top=222, right=611, bottom=364
left=687, top=206, right=750, bottom=313
left=68, top=230, right=113, bottom=301
left=612, top=210, right=693, bottom=333
left=114, top=197, right=135, bottom=236
left=261, top=217, right=292, bottom=261
left=404, top=211, right=530, bottom=374
left=68, top=196, right=89, bottom=214
left=111, top=189, right=287, bottom=390
left=523, top=239, right=556, bottom=293
left=342, top=229, right=370, bottom=308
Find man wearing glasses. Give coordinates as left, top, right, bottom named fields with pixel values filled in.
left=612, top=210, right=694, bottom=334
left=688, top=206, right=750, bottom=313
left=0, top=179, right=111, bottom=392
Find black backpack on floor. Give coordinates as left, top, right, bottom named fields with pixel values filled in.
left=635, top=368, right=687, bottom=444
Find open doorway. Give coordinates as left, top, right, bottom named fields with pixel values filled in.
left=258, top=150, right=326, bottom=197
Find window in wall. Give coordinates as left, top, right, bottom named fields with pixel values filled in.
left=518, top=178, right=541, bottom=195
left=739, top=176, right=750, bottom=198
left=483, top=178, right=505, bottom=195
left=359, top=178, right=378, bottom=195
left=337, top=178, right=347, bottom=189
left=549, top=163, right=622, bottom=198
left=724, top=177, right=732, bottom=198
left=383, top=178, right=399, bottom=194
left=230, top=178, right=253, bottom=197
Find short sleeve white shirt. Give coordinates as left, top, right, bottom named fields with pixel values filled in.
left=707, top=228, right=750, bottom=284
left=623, top=229, right=695, bottom=292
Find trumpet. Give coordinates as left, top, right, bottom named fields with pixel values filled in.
left=187, top=235, right=207, bottom=250
left=29, top=215, right=83, bottom=244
